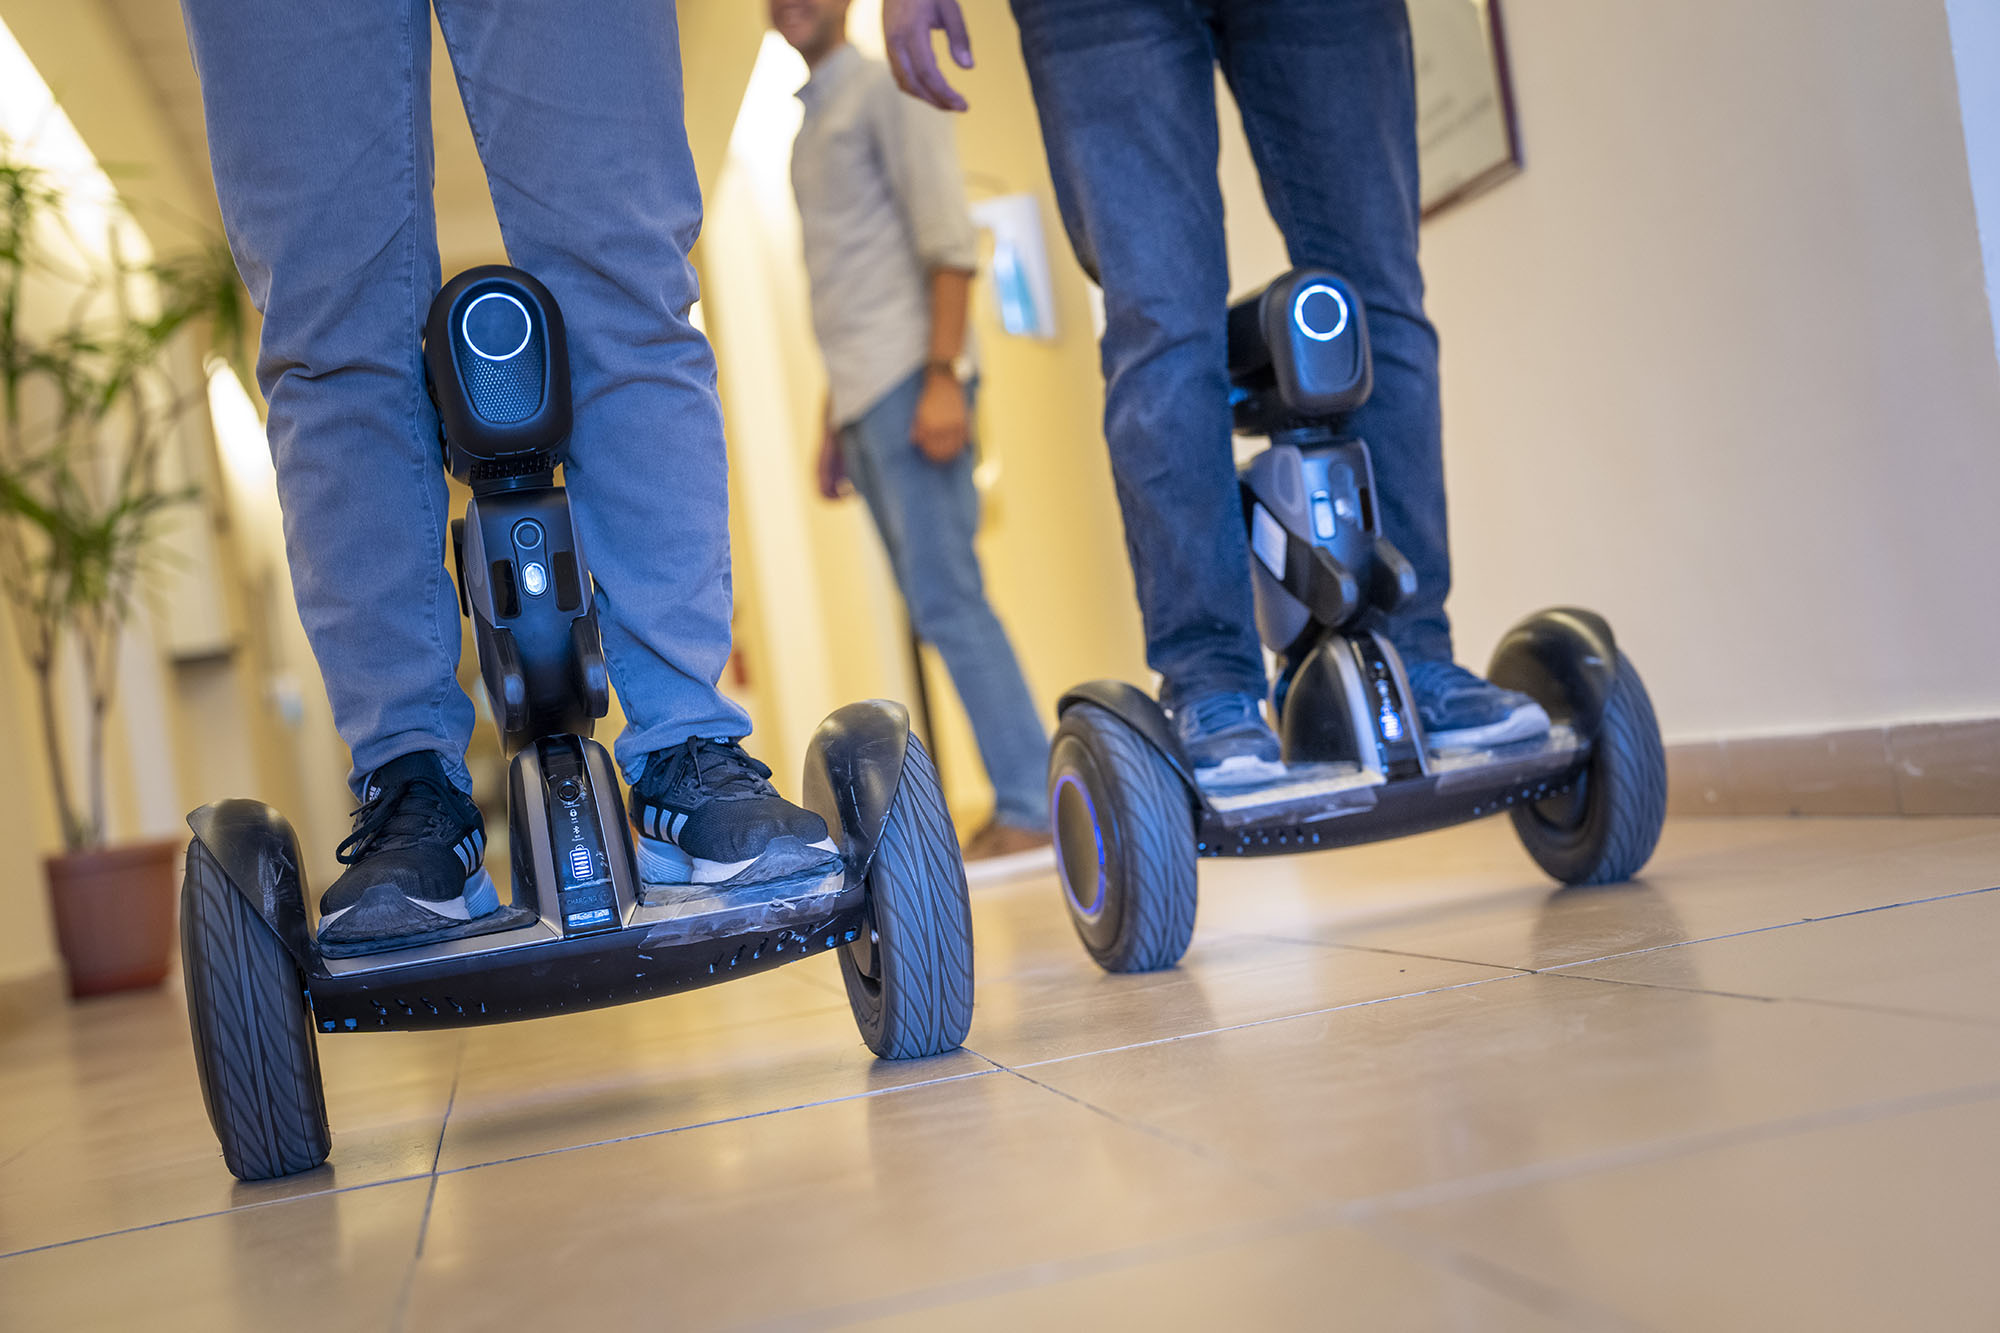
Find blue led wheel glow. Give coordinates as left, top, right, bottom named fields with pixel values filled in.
left=1053, top=772, right=1108, bottom=921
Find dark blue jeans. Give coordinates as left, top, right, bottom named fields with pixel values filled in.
left=840, top=373, right=1050, bottom=828
left=1010, top=0, right=1451, bottom=704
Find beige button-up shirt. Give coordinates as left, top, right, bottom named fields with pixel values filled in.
left=792, top=44, right=979, bottom=427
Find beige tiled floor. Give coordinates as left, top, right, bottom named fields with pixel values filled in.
left=2, top=815, right=1997, bottom=1330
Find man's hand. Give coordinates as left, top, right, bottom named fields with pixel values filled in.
left=817, top=423, right=850, bottom=500
left=883, top=0, right=975, bottom=112
left=911, top=370, right=969, bottom=463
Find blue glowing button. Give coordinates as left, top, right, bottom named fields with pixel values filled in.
left=1311, top=491, right=1337, bottom=540
left=520, top=561, right=548, bottom=596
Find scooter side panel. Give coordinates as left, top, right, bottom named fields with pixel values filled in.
left=1488, top=608, right=1621, bottom=742
left=186, top=800, right=315, bottom=968
left=801, top=699, right=912, bottom=877
left=1056, top=681, right=1199, bottom=796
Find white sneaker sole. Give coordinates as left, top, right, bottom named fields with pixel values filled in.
left=1426, top=700, right=1553, bottom=754
left=637, top=834, right=842, bottom=887
left=1194, top=753, right=1289, bottom=790
left=317, top=867, right=498, bottom=933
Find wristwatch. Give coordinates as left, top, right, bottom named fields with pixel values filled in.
left=925, top=356, right=971, bottom=384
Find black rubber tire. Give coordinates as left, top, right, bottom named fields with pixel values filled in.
left=840, top=736, right=975, bottom=1060
left=1048, top=703, right=1199, bottom=974
left=181, top=838, right=330, bottom=1181
left=1512, top=650, right=1668, bottom=886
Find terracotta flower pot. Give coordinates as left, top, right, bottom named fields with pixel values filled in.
left=44, top=838, right=181, bottom=998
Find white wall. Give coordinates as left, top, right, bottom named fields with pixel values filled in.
left=1220, top=0, right=2000, bottom=744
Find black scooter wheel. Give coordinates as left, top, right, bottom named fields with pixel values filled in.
left=1512, top=650, right=1668, bottom=886
left=1049, top=703, right=1198, bottom=974
left=181, top=838, right=330, bottom=1181
left=840, top=736, right=975, bottom=1060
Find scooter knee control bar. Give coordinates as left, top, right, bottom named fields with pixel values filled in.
left=424, top=266, right=573, bottom=491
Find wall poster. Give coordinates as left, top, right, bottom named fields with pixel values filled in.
left=1410, top=0, right=1522, bottom=216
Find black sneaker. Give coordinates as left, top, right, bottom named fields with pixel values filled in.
left=1171, top=690, right=1285, bottom=789
left=629, top=738, right=841, bottom=885
left=318, top=751, right=498, bottom=946
left=1404, top=658, right=1551, bottom=753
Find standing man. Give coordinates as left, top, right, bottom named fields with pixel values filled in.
left=880, top=0, right=1551, bottom=788
left=772, top=0, right=1054, bottom=861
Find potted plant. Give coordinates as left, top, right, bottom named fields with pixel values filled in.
left=0, top=139, right=242, bottom=996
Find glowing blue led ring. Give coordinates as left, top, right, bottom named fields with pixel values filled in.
left=1292, top=282, right=1349, bottom=342
left=462, top=291, right=532, bottom=362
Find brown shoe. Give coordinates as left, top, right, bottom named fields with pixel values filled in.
left=961, top=819, right=1052, bottom=862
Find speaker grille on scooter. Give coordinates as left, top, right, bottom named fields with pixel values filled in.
left=457, top=337, right=546, bottom=425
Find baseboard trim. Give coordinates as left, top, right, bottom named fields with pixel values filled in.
left=0, top=967, right=64, bottom=1036
left=1668, top=718, right=2000, bottom=816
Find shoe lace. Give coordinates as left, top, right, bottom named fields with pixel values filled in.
left=1403, top=658, right=1485, bottom=704
left=335, top=774, right=461, bottom=865
left=1181, top=691, right=1261, bottom=736
left=646, top=737, right=775, bottom=803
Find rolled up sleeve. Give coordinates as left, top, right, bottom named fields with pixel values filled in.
left=873, top=80, right=979, bottom=272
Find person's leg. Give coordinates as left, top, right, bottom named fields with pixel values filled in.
left=431, top=0, right=749, bottom=780
left=431, top=0, right=833, bottom=884
left=1008, top=0, right=1265, bottom=711
left=1217, top=0, right=1548, bottom=750
left=843, top=374, right=1050, bottom=830
left=181, top=0, right=504, bottom=945
left=1212, top=0, right=1446, bottom=661
left=179, top=0, right=472, bottom=795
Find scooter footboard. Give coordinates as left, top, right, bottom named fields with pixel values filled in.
left=1196, top=730, right=1588, bottom=857
left=305, top=881, right=868, bottom=1032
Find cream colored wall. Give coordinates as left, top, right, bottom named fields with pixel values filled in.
left=1218, top=0, right=2000, bottom=745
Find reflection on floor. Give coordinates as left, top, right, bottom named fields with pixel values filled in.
left=4, top=815, right=1998, bottom=1330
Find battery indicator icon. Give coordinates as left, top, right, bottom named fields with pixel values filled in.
left=567, top=846, right=593, bottom=880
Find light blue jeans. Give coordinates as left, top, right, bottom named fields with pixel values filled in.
left=179, top=0, right=749, bottom=795
left=840, top=373, right=1050, bottom=828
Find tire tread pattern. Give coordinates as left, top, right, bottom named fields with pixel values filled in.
left=841, top=737, right=975, bottom=1059
left=1513, top=650, right=1668, bottom=886
left=1062, top=705, right=1198, bottom=973
left=181, top=839, right=330, bottom=1181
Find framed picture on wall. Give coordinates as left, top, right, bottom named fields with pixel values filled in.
left=1410, top=0, right=1522, bottom=217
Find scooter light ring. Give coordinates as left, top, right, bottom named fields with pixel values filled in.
left=461, top=291, right=533, bottom=362
left=1292, top=282, right=1350, bottom=343
left=1053, top=772, right=1108, bottom=922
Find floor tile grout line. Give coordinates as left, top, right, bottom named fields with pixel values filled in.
left=0, top=1170, right=437, bottom=1263
left=1245, top=932, right=1540, bottom=972
left=760, top=1208, right=1340, bottom=1331
left=1528, top=882, right=2000, bottom=976
left=996, top=1063, right=1290, bottom=1194
left=0, top=1065, right=999, bottom=1264
left=429, top=1064, right=1002, bottom=1178
left=1336, top=1077, right=2000, bottom=1222
left=1012, top=969, right=1536, bottom=1072
left=1254, top=881, right=2000, bottom=981
left=390, top=1047, right=464, bottom=1331
left=1355, top=1214, right=1658, bottom=1333
left=792, top=1078, right=2000, bottom=1332
left=1545, top=970, right=2000, bottom=1029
